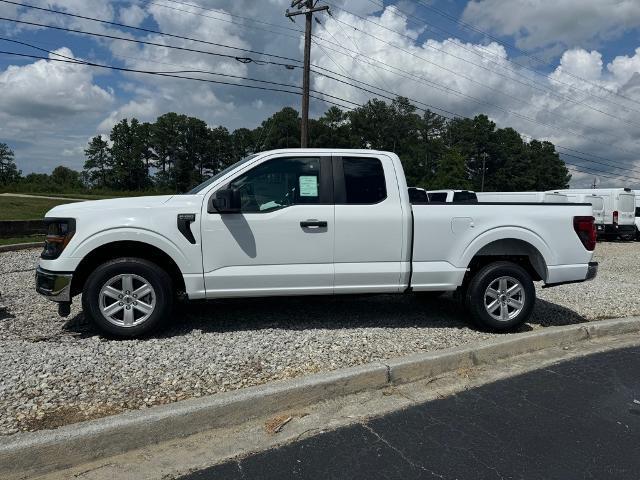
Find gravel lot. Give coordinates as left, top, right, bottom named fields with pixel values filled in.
left=0, top=242, right=638, bottom=436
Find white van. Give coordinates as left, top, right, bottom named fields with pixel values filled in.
left=426, top=190, right=478, bottom=203
left=477, top=192, right=568, bottom=203
left=553, top=188, right=635, bottom=240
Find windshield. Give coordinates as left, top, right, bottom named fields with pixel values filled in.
left=187, top=154, right=258, bottom=194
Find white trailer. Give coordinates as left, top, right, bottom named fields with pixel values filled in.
left=477, top=192, right=568, bottom=203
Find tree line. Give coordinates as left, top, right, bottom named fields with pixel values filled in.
left=0, top=96, right=571, bottom=194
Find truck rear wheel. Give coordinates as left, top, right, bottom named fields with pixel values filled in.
left=465, top=261, right=535, bottom=332
left=82, top=257, right=173, bottom=338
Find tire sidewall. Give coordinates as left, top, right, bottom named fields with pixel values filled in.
left=466, top=262, right=535, bottom=332
left=82, top=258, right=173, bottom=338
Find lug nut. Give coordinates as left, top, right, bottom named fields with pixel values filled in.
left=119, top=302, right=123, bottom=306
left=133, top=294, right=137, bottom=298
left=118, top=294, right=123, bottom=299
left=133, top=301, right=138, bottom=306
left=126, top=305, right=131, bottom=310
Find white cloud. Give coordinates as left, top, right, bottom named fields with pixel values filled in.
left=118, top=4, right=147, bottom=27
left=0, top=48, right=113, bottom=171
left=310, top=8, right=640, bottom=187
left=0, top=47, right=113, bottom=119
left=3, top=0, right=640, bottom=188
left=461, top=0, right=640, bottom=52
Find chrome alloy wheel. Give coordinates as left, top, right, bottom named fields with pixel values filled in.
left=98, top=274, right=156, bottom=328
left=483, top=276, right=525, bottom=322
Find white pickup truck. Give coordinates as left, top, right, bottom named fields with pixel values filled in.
left=36, top=149, right=598, bottom=337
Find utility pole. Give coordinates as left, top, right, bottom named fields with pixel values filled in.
left=286, top=0, right=329, bottom=148
left=480, top=152, right=488, bottom=192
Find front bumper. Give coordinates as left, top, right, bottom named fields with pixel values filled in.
left=35, top=267, right=73, bottom=302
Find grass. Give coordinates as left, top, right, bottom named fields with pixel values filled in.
left=0, top=235, right=44, bottom=246
left=0, top=196, right=77, bottom=221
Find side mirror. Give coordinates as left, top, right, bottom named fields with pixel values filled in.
left=210, top=188, right=241, bottom=214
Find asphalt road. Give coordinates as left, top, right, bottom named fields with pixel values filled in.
left=179, top=345, right=640, bottom=480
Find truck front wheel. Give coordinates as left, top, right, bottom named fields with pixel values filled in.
left=465, top=261, right=535, bottom=332
left=82, top=257, right=173, bottom=337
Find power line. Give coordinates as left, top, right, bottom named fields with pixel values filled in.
left=0, top=0, right=301, bottom=63
left=0, top=49, right=355, bottom=111
left=0, top=36, right=299, bottom=89
left=0, top=16, right=298, bottom=68
left=150, top=0, right=301, bottom=35
left=308, top=32, right=640, bottom=161
left=408, top=0, right=640, bottom=108
left=318, top=13, right=640, bottom=133
left=1, top=50, right=635, bottom=182
left=361, top=0, right=640, bottom=117
left=327, top=1, right=640, bottom=121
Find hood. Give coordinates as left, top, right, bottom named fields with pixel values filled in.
left=45, top=195, right=174, bottom=217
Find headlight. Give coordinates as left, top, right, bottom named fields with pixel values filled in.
left=41, top=218, right=76, bottom=260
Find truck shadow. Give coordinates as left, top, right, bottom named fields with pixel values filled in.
left=63, top=293, right=589, bottom=339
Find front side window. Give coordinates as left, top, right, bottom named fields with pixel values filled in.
left=342, top=157, right=386, bottom=204
left=229, top=157, right=321, bottom=213
left=635, top=207, right=640, bottom=218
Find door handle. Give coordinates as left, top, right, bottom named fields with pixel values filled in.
left=300, top=220, right=327, bottom=228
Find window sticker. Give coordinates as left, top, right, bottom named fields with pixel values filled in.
left=299, top=175, right=319, bottom=197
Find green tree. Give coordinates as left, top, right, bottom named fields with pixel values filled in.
left=0, top=142, right=21, bottom=185
left=256, top=107, right=301, bottom=150
left=83, top=135, right=111, bottom=188
left=310, top=106, right=351, bottom=148
left=110, top=118, right=150, bottom=190
left=431, top=148, right=471, bottom=190
left=51, top=166, right=82, bottom=190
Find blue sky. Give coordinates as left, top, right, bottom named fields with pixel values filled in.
left=1, top=0, right=640, bottom=188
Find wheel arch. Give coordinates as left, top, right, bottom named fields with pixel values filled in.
left=71, top=241, right=186, bottom=296
left=463, top=236, right=549, bottom=283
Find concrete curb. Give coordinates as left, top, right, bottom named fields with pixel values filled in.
left=1, top=317, right=639, bottom=479
left=0, top=242, right=43, bottom=253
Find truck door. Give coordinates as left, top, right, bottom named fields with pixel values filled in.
left=200, top=155, right=334, bottom=297
left=332, top=155, right=405, bottom=293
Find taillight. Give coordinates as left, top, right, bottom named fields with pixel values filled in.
left=574, top=216, right=596, bottom=251
left=613, top=211, right=619, bottom=225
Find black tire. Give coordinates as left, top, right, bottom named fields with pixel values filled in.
left=464, top=261, right=535, bottom=332
left=82, top=257, right=173, bottom=338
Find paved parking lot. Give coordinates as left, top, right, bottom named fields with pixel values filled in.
left=180, top=345, right=640, bottom=480
left=0, top=242, right=638, bottom=436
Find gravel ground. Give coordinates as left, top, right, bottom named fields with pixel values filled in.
left=0, top=242, right=638, bottom=436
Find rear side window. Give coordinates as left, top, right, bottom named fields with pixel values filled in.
left=342, top=157, right=386, bottom=204
left=452, top=191, right=478, bottom=203
left=428, top=192, right=447, bottom=202
left=636, top=207, right=640, bottom=217
left=619, top=194, right=634, bottom=213
left=589, top=197, right=604, bottom=211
